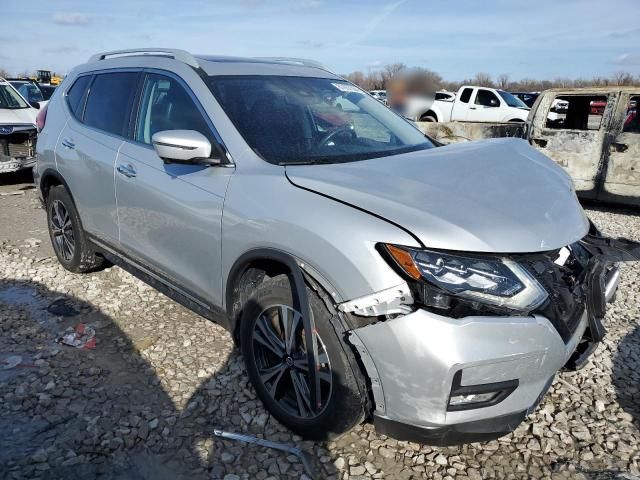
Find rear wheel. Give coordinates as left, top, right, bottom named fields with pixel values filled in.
left=240, top=275, right=366, bottom=440
left=420, top=113, right=437, bottom=122
left=46, top=185, right=104, bottom=273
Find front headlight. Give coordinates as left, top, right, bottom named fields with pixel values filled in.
left=382, top=244, right=548, bottom=312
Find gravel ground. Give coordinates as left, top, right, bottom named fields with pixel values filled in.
left=0, top=172, right=639, bottom=480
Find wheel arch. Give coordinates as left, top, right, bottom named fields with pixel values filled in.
left=225, top=248, right=317, bottom=343
left=40, top=168, right=74, bottom=204
left=420, top=109, right=439, bottom=122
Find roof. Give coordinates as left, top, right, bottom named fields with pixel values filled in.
left=543, top=86, right=640, bottom=94
left=84, top=48, right=338, bottom=79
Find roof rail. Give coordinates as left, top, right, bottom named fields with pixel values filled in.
left=88, top=48, right=199, bottom=69
left=255, top=57, right=332, bottom=73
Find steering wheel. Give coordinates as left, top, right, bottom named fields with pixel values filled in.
left=315, top=124, right=356, bottom=149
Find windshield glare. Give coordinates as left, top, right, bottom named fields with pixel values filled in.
left=0, top=85, right=29, bottom=109
left=498, top=90, right=529, bottom=109
left=207, top=76, right=433, bottom=164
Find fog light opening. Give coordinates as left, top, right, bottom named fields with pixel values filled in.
left=447, top=370, right=519, bottom=412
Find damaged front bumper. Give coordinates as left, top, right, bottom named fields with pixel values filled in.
left=345, top=233, right=638, bottom=445
left=0, top=125, right=37, bottom=174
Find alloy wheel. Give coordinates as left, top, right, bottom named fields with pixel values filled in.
left=252, top=304, right=332, bottom=419
left=50, top=200, right=75, bottom=262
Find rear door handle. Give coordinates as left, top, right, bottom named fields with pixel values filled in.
left=610, top=142, right=628, bottom=153
left=532, top=138, right=548, bottom=148
left=61, top=138, right=75, bottom=149
left=116, top=163, right=137, bottom=178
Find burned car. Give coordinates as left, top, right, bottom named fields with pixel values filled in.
left=0, top=78, right=38, bottom=174
left=35, top=50, right=640, bottom=445
left=526, top=87, right=640, bottom=206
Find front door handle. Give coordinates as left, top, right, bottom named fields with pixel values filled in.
left=116, top=163, right=137, bottom=178
left=610, top=142, right=629, bottom=153
left=532, top=138, right=548, bottom=148
left=61, top=138, right=75, bottom=149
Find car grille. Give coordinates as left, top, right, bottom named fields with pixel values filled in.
left=521, top=243, right=592, bottom=343
left=0, top=128, right=37, bottom=160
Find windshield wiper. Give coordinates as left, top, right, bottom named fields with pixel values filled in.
left=279, top=158, right=336, bottom=166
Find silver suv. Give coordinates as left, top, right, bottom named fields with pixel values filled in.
left=35, top=49, right=637, bottom=444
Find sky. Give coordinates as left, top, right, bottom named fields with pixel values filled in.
left=1, top=0, right=639, bottom=81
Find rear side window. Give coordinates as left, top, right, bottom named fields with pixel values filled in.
left=66, top=75, right=91, bottom=119
left=84, top=72, right=138, bottom=137
left=459, top=88, right=473, bottom=103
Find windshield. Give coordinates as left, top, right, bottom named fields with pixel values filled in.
left=207, top=76, right=433, bottom=165
left=498, top=90, right=529, bottom=109
left=0, top=84, right=29, bottom=109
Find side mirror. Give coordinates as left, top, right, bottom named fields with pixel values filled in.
left=151, top=130, right=220, bottom=165
left=29, top=101, right=40, bottom=110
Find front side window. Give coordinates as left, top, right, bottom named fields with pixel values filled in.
left=207, top=76, right=433, bottom=165
left=545, top=95, right=608, bottom=130
left=475, top=89, right=500, bottom=107
left=83, top=72, right=138, bottom=136
left=0, top=84, right=29, bottom=109
left=135, top=73, right=211, bottom=145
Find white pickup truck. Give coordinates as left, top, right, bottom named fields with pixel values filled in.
left=405, top=85, right=530, bottom=123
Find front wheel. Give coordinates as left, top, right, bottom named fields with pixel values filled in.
left=240, top=275, right=367, bottom=440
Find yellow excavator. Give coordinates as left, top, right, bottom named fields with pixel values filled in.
left=29, top=70, right=63, bottom=86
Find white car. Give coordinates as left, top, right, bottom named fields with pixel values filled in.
left=369, top=89, right=387, bottom=104
left=407, top=85, right=530, bottom=123
left=0, top=78, right=39, bottom=174
left=9, top=80, right=48, bottom=109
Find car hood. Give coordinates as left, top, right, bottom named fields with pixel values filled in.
left=0, top=107, right=37, bottom=126
left=286, top=138, right=589, bottom=253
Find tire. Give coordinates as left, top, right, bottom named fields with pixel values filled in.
left=46, top=185, right=104, bottom=273
left=420, top=113, right=437, bottom=122
left=240, top=275, right=367, bottom=440
left=509, top=118, right=525, bottom=122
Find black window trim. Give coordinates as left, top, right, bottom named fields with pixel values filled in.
left=129, top=68, right=233, bottom=165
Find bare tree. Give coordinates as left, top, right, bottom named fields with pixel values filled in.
left=473, top=72, right=494, bottom=87
left=613, top=71, right=635, bottom=86
left=496, top=74, right=510, bottom=90
left=0, top=68, right=10, bottom=78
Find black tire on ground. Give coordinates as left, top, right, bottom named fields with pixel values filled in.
left=240, top=275, right=367, bottom=440
left=509, top=118, right=525, bottom=122
left=420, top=113, right=437, bottom=122
left=46, top=185, right=104, bottom=273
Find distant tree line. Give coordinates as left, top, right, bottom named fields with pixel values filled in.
left=343, top=63, right=640, bottom=94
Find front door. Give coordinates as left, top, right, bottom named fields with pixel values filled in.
left=466, top=88, right=501, bottom=122
left=115, top=72, right=234, bottom=306
left=600, top=92, right=640, bottom=205
left=527, top=92, right=616, bottom=197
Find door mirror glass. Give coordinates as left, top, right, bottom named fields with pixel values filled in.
left=29, top=101, right=41, bottom=110
left=152, top=130, right=218, bottom=165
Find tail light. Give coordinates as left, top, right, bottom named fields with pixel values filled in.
left=36, top=103, right=48, bottom=132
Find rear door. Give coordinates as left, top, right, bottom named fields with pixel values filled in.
left=115, top=71, right=233, bottom=306
left=526, top=92, right=616, bottom=197
left=451, top=87, right=474, bottom=121
left=56, top=71, right=139, bottom=243
left=600, top=92, right=640, bottom=205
